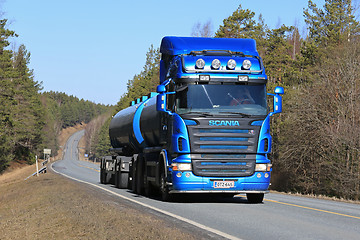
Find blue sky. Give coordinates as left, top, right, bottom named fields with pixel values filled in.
left=2, top=0, right=326, bottom=105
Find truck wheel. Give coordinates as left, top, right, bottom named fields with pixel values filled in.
left=136, top=156, right=144, bottom=195
left=131, top=158, right=137, bottom=193
left=160, top=172, right=171, bottom=201
left=145, top=181, right=156, bottom=197
left=106, top=172, right=113, bottom=184
left=119, top=172, right=129, bottom=189
left=115, top=168, right=120, bottom=188
left=246, top=193, right=264, bottom=203
left=100, top=167, right=106, bottom=184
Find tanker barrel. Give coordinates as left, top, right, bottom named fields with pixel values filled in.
left=109, top=93, right=161, bottom=155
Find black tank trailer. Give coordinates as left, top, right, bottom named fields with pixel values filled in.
left=101, top=93, right=165, bottom=191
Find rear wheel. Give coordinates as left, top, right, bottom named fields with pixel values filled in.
left=100, top=167, right=106, bottom=184
left=131, top=158, right=137, bottom=193
left=119, top=172, right=129, bottom=189
left=115, top=166, right=120, bottom=188
left=115, top=160, right=129, bottom=189
left=246, top=193, right=264, bottom=203
left=136, top=155, right=144, bottom=195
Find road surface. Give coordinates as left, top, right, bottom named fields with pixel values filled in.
left=52, top=130, right=360, bottom=240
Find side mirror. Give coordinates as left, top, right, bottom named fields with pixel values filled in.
left=157, top=85, right=166, bottom=93
left=274, top=86, right=284, bottom=95
left=268, top=86, right=284, bottom=116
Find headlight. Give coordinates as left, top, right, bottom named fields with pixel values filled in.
left=171, top=163, right=192, bottom=171
left=227, top=59, right=236, bottom=70
left=242, top=59, right=251, bottom=70
left=195, top=58, right=205, bottom=69
left=211, top=59, right=221, bottom=69
left=255, top=163, right=272, bottom=172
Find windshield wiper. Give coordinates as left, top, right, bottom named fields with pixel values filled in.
left=220, top=112, right=252, bottom=118
left=185, top=112, right=214, bottom=117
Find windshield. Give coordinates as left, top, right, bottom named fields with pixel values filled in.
left=175, top=84, right=267, bottom=116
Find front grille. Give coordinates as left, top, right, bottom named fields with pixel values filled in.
left=191, top=154, right=255, bottom=177
left=184, top=117, right=263, bottom=177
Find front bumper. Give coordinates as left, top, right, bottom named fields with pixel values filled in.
left=169, top=170, right=271, bottom=194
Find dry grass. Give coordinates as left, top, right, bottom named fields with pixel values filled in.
left=0, top=166, right=198, bottom=239
left=0, top=126, right=200, bottom=240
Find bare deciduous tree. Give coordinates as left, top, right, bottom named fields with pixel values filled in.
left=191, top=20, right=213, bottom=37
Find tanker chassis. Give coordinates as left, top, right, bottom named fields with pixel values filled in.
left=100, top=36, right=284, bottom=203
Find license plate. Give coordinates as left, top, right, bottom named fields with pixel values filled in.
left=213, top=181, right=235, bottom=188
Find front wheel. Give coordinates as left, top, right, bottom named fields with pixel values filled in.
left=246, top=193, right=264, bottom=203
left=160, top=172, right=171, bottom=201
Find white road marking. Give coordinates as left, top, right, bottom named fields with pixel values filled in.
left=51, top=162, right=243, bottom=240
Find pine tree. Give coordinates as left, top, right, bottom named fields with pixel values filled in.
left=303, top=0, right=360, bottom=64
left=0, top=19, right=17, bottom=170
left=215, top=5, right=266, bottom=40
left=263, top=25, right=294, bottom=85
left=11, top=44, right=45, bottom=163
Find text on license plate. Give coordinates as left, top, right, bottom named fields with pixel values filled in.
left=213, top=181, right=235, bottom=188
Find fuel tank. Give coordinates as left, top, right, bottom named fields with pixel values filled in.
left=109, top=96, right=162, bottom=155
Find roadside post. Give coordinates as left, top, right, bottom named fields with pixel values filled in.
left=36, top=155, right=39, bottom=177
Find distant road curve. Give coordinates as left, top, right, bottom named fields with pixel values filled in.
left=52, top=130, right=360, bottom=240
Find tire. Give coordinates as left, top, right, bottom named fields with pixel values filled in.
left=109, top=173, right=115, bottom=185
left=160, top=171, right=171, bottom=201
left=100, top=167, right=106, bottom=184
left=246, top=193, right=264, bottom=203
left=131, top=158, right=137, bottom=193
left=114, top=163, right=119, bottom=188
left=136, top=155, right=144, bottom=195
left=119, top=172, right=129, bottom=189
left=106, top=172, right=113, bottom=184
left=144, top=181, right=156, bottom=197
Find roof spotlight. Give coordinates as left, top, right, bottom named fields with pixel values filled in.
left=242, top=60, right=252, bottom=70
left=227, top=59, right=236, bottom=70
left=211, top=59, right=221, bottom=69
left=195, top=58, right=205, bottom=69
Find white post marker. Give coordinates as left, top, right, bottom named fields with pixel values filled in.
left=36, top=155, right=39, bottom=177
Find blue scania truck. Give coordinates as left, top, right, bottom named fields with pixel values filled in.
left=100, top=36, right=284, bottom=203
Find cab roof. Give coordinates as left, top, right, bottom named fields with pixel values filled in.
left=160, top=36, right=259, bottom=56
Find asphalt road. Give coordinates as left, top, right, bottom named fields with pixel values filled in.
left=52, top=130, right=360, bottom=240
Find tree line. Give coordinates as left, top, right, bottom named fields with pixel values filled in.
left=0, top=18, right=111, bottom=172
left=87, top=0, right=360, bottom=200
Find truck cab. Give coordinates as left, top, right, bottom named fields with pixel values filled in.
left=156, top=37, right=283, bottom=202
